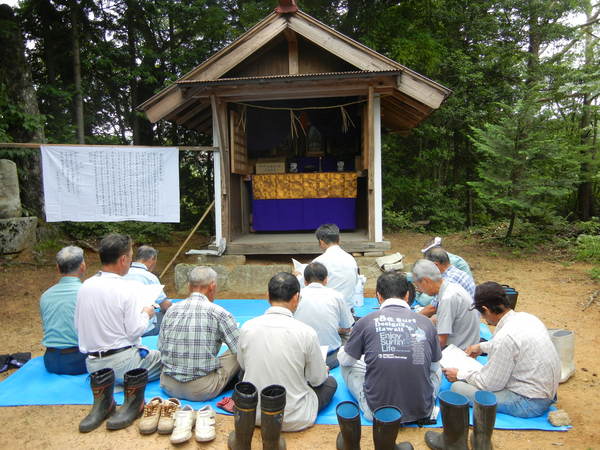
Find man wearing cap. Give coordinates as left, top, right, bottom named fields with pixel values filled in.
left=443, top=282, right=560, bottom=418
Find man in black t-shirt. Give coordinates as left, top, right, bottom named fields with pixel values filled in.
left=339, top=272, right=442, bottom=423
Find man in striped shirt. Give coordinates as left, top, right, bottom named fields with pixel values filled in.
left=158, top=266, right=240, bottom=401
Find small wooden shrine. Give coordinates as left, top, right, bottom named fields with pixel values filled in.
left=138, top=1, right=451, bottom=255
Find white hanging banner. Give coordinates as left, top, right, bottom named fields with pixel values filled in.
left=41, top=145, right=180, bottom=222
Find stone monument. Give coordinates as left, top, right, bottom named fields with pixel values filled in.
left=0, top=159, right=37, bottom=253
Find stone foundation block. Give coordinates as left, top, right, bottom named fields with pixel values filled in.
left=0, top=216, right=37, bottom=254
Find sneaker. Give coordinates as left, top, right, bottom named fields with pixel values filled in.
left=170, top=405, right=196, bottom=444
left=157, top=397, right=181, bottom=434
left=138, top=397, right=163, bottom=434
left=195, top=405, right=216, bottom=442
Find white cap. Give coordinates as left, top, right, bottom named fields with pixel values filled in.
left=421, top=236, right=442, bottom=254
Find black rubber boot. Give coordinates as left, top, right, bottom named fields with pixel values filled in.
left=79, top=368, right=116, bottom=432
left=372, top=405, right=414, bottom=450
left=106, top=368, right=148, bottom=430
left=471, top=391, right=496, bottom=450
left=336, top=401, right=361, bottom=450
left=424, top=391, right=469, bottom=450
left=228, top=382, right=259, bottom=450
left=260, top=384, right=287, bottom=450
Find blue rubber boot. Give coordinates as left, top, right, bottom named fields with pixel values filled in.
left=372, top=405, right=413, bottom=450
left=472, top=391, right=496, bottom=450
left=336, top=401, right=361, bottom=450
left=424, top=391, right=469, bottom=450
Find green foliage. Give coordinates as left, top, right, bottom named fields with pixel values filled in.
left=589, top=266, right=600, bottom=282
left=60, top=221, right=173, bottom=245
left=383, top=206, right=411, bottom=231
left=469, top=95, right=580, bottom=238
left=575, top=235, right=600, bottom=263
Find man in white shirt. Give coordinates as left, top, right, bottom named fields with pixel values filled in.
left=294, top=262, right=354, bottom=369
left=124, top=245, right=171, bottom=336
left=443, top=282, right=560, bottom=418
left=412, top=259, right=480, bottom=350
left=75, top=233, right=161, bottom=384
left=237, top=272, right=337, bottom=431
left=312, top=224, right=358, bottom=312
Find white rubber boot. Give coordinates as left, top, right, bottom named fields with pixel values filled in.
left=549, top=329, right=575, bottom=383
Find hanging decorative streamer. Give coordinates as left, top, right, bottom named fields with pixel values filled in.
left=340, top=105, right=355, bottom=133
left=289, top=110, right=306, bottom=140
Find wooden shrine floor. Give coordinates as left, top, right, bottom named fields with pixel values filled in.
left=226, top=230, right=390, bottom=255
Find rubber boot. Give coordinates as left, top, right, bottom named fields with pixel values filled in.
left=79, top=368, right=116, bottom=432
left=372, top=405, right=414, bottom=450
left=424, top=391, right=469, bottom=450
left=549, top=329, right=575, bottom=383
left=228, top=382, right=258, bottom=450
left=336, top=401, right=361, bottom=450
left=471, top=391, right=496, bottom=450
left=260, top=385, right=286, bottom=450
left=106, top=368, right=148, bottom=430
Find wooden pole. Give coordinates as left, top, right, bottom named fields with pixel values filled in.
left=0, top=143, right=217, bottom=152
left=159, top=200, right=216, bottom=279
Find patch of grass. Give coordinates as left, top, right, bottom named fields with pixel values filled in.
left=575, top=235, right=600, bottom=263
left=33, top=238, right=62, bottom=254
left=589, top=266, right=600, bottom=282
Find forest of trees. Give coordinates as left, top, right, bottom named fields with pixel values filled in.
left=0, top=0, right=598, bottom=246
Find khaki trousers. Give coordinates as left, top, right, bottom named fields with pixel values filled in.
left=160, top=350, right=240, bottom=401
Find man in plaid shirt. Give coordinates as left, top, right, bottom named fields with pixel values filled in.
left=158, top=266, right=240, bottom=401
left=443, top=282, right=560, bottom=418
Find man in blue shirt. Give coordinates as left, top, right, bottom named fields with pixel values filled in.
left=40, top=246, right=87, bottom=375
left=124, top=245, right=171, bottom=336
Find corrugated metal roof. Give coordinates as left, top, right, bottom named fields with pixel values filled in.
left=176, top=70, right=403, bottom=86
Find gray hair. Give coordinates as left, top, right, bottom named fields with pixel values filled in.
left=189, top=266, right=218, bottom=287
left=135, top=245, right=158, bottom=262
left=56, top=246, right=84, bottom=274
left=424, top=247, right=450, bottom=265
left=412, top=259, right=442, bottom=282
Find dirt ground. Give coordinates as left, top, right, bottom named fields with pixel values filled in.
left=0, top=231, right=599, bottom=449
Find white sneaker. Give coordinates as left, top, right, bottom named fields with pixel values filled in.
left=170, top=405, right=196, bottom=444
left=195, top=405, right=216, bottom=442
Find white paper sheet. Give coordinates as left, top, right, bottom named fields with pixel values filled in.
left=41, top=145, right=180, bottom=222
left=440, top=344, right=483, bottom=372
left=320, top=345, right=329, bottom=362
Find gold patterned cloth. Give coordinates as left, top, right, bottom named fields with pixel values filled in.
left=253, top=173, right=357, bottom=200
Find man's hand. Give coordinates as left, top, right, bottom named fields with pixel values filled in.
left=465, top=344, right=482, bottom=358
left=142, top=306, right=155, bottom=318
left=442, top=368, right=459, bottom=383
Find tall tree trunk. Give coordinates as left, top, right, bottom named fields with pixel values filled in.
left=576, top=0, right=596, bottom=220
left=0, top=5, right=45, bottom=217
left=71, top=0, right=85, bottom=144
left=125, top=0, right=140, bottom=144
left=506, top=212, right=516, bottom=240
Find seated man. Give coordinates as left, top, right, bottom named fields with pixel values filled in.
left=419, top=247, right=476, bottom=317
left=444, top=282, right=560, bottom=418
left=75, top=233, right=161, bottom=384
left=294, top=262, right=354, bottom=369
left=412, top=259, right=480, bottom=350
left=339, top=272, right=442, bottom=423
left=312, top=224, right=358, bottom=313
left=158, top=266, right=240, bottom=401
left=422, top=236, right=472, bottom=277
left=238, top=272, right=337, bottom=431
left=40, top=246, right=88, bottom=375
left=123, top=245, right=171, bottom=336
